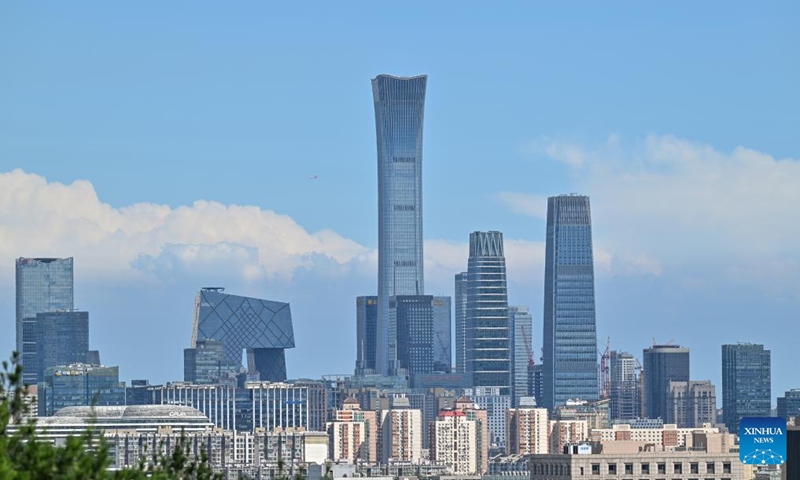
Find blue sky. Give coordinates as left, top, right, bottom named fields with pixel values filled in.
left=1, top=2, right=798, bottom=401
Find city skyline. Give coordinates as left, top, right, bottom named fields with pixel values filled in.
left=1, top=3, right=798, bottom=400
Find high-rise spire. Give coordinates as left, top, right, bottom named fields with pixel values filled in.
left=372, top=74, right=427, bottom=375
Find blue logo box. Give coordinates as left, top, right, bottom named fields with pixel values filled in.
left=739, top=417, right=787, bottom=465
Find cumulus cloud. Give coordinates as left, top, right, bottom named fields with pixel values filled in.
left=508, top=134, right=800, bottom=290
left=0, top=169, right=374, bottom=286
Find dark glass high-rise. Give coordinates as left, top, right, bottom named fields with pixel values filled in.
left=721, top=343, right=771, bottom=433
left=191, top=287, right=295, bottom=382
left=541, top=195, right=599, bottom=409
left=373, top=74, right=427, bottom=375
left=465, top=231, right=510, bottom=395
left=16, top=257, right=74, bottom=385
left=642, top=344, right=690, bottom=420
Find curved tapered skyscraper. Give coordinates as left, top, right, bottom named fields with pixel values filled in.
left=373, top=74, right=427, bottom=375
left=542, top=195, right=599, bottom=410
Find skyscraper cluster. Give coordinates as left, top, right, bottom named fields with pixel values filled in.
left=8, top=74, right=793, bottom=476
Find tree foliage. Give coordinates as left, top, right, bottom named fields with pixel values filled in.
left=0, top=351, right=222, bottom=479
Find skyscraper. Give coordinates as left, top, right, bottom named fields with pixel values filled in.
left=721, top=343, right=771, bottom=433
left=509, top=306, right=533, bottom=407
left=16, top=257, right=75, bottom=385
left=33, top=311, right=89, bottom=383
left=355, top=295, right=378, bottom=375
left=432, top=296, right=452, bottom=373
left=393, top=295, right=434, bottom=376
left=642, top=345, right=690, bottom=421
left=373, top=74, right=427, bottom=375
left=465, top=231, right=510, bottom=394
left=191, top=287, right=295, bottom=382
left=454, top=272, right=468, bottom=374
left=542, top=195, right=599, bottom=410
left=609, top=351, right=641, bottom=421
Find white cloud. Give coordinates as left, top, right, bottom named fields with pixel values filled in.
left=0, top=169, right=374, bottom=286
left=495, top=192, right=548, bottom=219
left=508, top=134, right=800, bottom=289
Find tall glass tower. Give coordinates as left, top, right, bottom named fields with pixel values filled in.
left=466, top=231, right=510, bottom=394
left=372, top=74, right=427, bottom=375
left=542, top=195, right=599, bottom=410
left=16, top=257, right=75, bottom=385
left=509, top=306, right=533, bottom=407
left=721, top=343, right=771, bottom=433
left=454, top=272, right=468, bottom=374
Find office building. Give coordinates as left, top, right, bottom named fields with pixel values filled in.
left=643, top=345, right=690, bottom=421
left=454, top=272, right=468, bottom=374
left=432, top=296, right=451, bottom=373
left=466, top=231, right=510, bottom=394
left=506, top=401, right=549, bottom=454
left=191, top=287, right=295, bottom=382
left=542, top=195, right=599, bottom=410
left=530, top=440, right=742, bottom=480
left=509, top=306, right=533, bottom=407
left=184, top=338, right=238, bottom=385
left=379, top=396, right=423, bottom=464
left=667, top=380, right=717, bottom=428
left=373, top=74, right=427, bottom=376
left=31, top=311, right=89, bottom=383
left=721, top=343, right=771, bottom=433
left=590, top=422, right=723, bottom=449
left=126, top=379, right=151, bottom=406
left=778, top=389, right=800, bottom=422
left=392, top=295, right=434, bottom=376
left=16, top=257, right=74, bottom=385
left=609, top=351, right=642, bottom=422
left=430, top=410, right=478, bottom=475
left=530, top=363, right=544, bottom=405
left=355, top=296, right=378, bottom=375
left=39, top=363, right=125, bottom=416
left=553, top=398, right=611, bottom=430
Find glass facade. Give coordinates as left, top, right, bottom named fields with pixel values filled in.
left=16, top=257, right=74, bottom=385
left=542, top=195, right=599, bottom=409
left=41, top=364, right=125, bottom=416
left=192, top=288, right=295, bottom=382
left=355, top=295, right=378, bottom=375
left=432, top=296, right=452, bottom=373
left=184, top=338, right=239, bottom=385
left=392, top=295, right=434, bottom=376
left=609, top=350, right=641, bottom=421
left=778, top=389, right=800, bottom=422
left=454, top=272, right=468, bottom=374
left=34, top=311, right=89, bottom=383
left=373, top=74, right=427, bottom=375
left=721, top=343, right=771, bottom=433
left=642, top=345, right=690, bottom=420
left=509, top=306, right=533, bottom=407
left=465, top=231, right=510, bottom=395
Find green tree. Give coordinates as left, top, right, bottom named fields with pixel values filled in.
left=0, top=351, right=223, bottom=479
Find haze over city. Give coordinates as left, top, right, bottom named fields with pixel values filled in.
left=1, top=1, right=798, bottom=404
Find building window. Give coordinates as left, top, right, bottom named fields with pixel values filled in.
left=690, top=463, right=699, bottom=474
left=706, top=463, right=715, bottom=474
left=625, top=464, right=634, bottom=475
left=657, top=464, right=666, bottom=474
left=592, top=464, right=600, bottom=475
left=608, top=464, right=617, bottom=475
left=641, top=464, right=650, bottom=474
left=580, top=467, right=584, bottom=476
left=673, top=463, right=682, bottom=474
left=722, top=463, right=731, bottom=474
